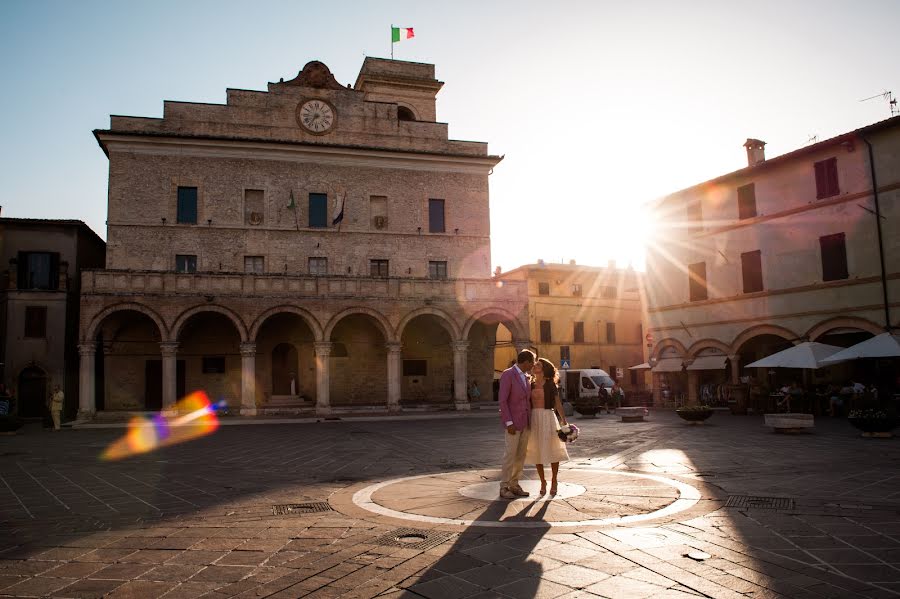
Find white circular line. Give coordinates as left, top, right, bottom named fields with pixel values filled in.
left=351, top=468, right=702, bottom=528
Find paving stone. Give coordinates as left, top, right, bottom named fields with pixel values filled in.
left=495, top=576, right=572, bottom=599
left=408, top=574, right=485, bottom=599
left=105, top=579, right=177, bottom=598
left=540, top=563, right=612, bottom=588
left=2, top=575, right=75, bottom=597
left=454, top=564, right=528, bottom=588
left=91, top=562, right=157, bottom=580
left=47, top=577, right=126, bottom=597
left=189, top=564, right=255, bottom=583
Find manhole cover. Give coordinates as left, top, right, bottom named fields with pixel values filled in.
left=372, top=528, right=456, bottom=550
left=725, top=495, right=795, bottom=510
left=272, top=502, right=333, bottom=515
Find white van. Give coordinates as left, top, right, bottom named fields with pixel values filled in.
left=559, top=369, right=616, bottom=401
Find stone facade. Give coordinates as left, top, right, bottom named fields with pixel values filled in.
left=1, top=219, right=105, bottom=419
left=494, top=263, right=646, bottom=390
left=645, top=116, right=900, bottom=405
left=81, top=59, right=528, bottom=417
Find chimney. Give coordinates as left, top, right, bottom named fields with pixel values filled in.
left=744, top=138, right=766, bottom=166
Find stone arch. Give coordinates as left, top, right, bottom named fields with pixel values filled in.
left=397, top=307, right=461, bottom=342
left=250, top=305, right=324, bottom=342
left=397, top=104, right=418, bottom=121
left=731, top=324, right=799, bottom=352
left=462, top=308, right=525, bottom=341
left=806, top=316, right=884, bottom=341
left=171, top=304, right=248, bottom=342
left=686, top=338, right=732, bottom=358
left=650, top=337, right=688, bottom=360
left=84, top=302, right=167, bottom=342
left=324, top=307, right=394, bottom=342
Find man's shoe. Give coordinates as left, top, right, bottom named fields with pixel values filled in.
left=499, top=487, right=517, bottom=500
left=510, top=486, right=530, bottom=497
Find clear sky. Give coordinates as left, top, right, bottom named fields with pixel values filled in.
left=1, top=0, right=898, bottom=274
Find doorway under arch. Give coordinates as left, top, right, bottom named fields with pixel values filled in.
left=272, top=343, right=299, bottom=396
left=18, top=366, right=47, bottom=418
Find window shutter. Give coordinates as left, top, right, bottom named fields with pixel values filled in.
left=309, top=193, right=327, bottom=227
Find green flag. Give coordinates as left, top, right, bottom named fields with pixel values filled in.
left=287, top=190, right=295, bottom=209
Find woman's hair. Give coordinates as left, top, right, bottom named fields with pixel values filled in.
left=536, top=358, right=559, bottom=383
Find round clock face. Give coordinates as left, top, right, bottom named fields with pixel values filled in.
left=297, top=99, right=335, bottom=134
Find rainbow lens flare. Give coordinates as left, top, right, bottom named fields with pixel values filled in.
left=101, top=391, right=220, bottom=461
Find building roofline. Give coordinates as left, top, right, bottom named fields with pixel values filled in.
left=498, top=262, right=640, bottom=279
left=0, top=218, right=105, bottom=245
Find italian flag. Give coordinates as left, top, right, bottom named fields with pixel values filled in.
left=391, top=27, right=414, bottom=42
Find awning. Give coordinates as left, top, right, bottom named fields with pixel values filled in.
left=628, top=362, right=651, bottom=370
left=686, top=355, right=727, bottom=371
left=651, top=358, right=684, bottom=372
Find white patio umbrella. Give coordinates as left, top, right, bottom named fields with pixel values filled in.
left=821, top=332, right=900, bottom=363
left=744, top=341, right=845, bottom=369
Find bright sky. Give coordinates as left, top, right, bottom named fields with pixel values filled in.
left=2, top=0, right=898, bottom=274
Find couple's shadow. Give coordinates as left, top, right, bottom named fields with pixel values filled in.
left=403, top=488, right=556, bottom=598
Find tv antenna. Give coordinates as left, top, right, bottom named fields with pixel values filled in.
left=860, top=90, right=898, bottom=117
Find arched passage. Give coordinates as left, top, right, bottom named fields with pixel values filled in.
left=464, top=309, right=526, bottom=405
left=177, top=311, right=243, bottom=410
left=399, top=313, right=456, bottom=404
left=17, top=365, right=47, bottom=418
left=732, top=326, right=796, bottom=392
left=255, top=311, right=318, bottom=408
left=327, top=312, right=389, bottom=406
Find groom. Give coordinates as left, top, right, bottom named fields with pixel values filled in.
left=498, top=349, right=535, bottom=499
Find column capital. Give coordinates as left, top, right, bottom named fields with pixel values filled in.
left=78, top=343, right=96, bottom=356
left=240, top=342, right=257, bottom=356
left=451, top=341, right=469, bottom=353
left=727, top=354, right=740, bottom=361
left=385, top=342, right=403, bottom=354
left=314, top=341, right=334, bottom=357
left=159, top=341, right=179, bottom=356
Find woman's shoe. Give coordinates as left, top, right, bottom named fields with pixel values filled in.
left=539, top=482, right=547, bottom=495
left=550, top=483, right=558, bottom=496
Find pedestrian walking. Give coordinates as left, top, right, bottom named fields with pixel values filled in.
left=48, top=384, right=64, bottom=431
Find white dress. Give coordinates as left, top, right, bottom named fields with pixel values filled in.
left=525, top=387, right=570, bottom=465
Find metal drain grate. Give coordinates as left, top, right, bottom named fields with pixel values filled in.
left=372, top=527, right=456, bottom=551
left=272, top=502, right=333, bottom=515
left=726, top=495, right=795, bottom=510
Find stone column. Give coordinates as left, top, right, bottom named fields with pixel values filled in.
left=687, top=369, right=699, bottom=406
left=159, top=342, right=179, bottom=414
left=240, top=342, right=257, bottom=416
left=386, top=342, right=402, bottom=413
left=451, top=341, right=470, bottom=411
left=314, top=342, right=333, bottom=416
left=651, top=372, right=662, bottom=407
left=728, top=354, right=741, bottom=384
left=77, top=343, right=96, bottom=420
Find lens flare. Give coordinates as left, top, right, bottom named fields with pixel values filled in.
left=101, top=391, right=219, bottom=461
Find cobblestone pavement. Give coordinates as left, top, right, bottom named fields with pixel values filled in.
left=1, top=410, right=899, bottom=598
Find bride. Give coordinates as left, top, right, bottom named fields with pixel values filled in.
left=525, top=357, right=569, bottom=495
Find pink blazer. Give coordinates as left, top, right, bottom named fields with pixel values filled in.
left=498, top=366, right=531, bottom=431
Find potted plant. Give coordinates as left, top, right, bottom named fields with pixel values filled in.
left=847, top=408, right=899, bottom=437
left=676, top=405, right=714, bottom=423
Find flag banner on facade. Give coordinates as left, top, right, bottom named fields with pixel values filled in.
left=391, top=27, right=414, bottom=43
left=287, top=189, right=296, bottom=209
left=332, top=194, right=345, bottom=226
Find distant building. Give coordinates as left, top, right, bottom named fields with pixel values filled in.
left=80, top=59, right=528, bottom=417
left=1, top=218, right=105, bottom=419
left=494, top=262, right=646, bottom=390
left=646, top=116, right=900, bottom=405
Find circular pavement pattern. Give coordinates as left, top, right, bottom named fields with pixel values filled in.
left=346, top=466, right=712, bottom=529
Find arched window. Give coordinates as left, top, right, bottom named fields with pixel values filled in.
left=398, top=106, right=416, bottom=121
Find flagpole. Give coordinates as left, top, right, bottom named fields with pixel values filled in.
left=390, top=24, right=394, bottom=59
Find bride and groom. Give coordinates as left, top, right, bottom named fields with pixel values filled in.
left=498, top=349, right=569, bottom=499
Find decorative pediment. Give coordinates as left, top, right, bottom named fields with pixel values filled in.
left=281, top=61, right=345, bottom=90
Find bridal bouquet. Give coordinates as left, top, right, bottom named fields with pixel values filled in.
left=557, top=423, right=579, bottom=443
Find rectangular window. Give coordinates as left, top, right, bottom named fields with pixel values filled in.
left=571, top=283, right=583, bottom=297
left=244, top=256, right=264, bottom=273
left=741, top=250, right=763, bottom=293
left=176, top=187, right=198, bottom=224
left=688, top=261, right=708, bottom=301
left=630, top=368, right=638, bottom=385
left=370, top=195, right=388, bottom=230
left=17, top=252, right=59, bottom=290
left=686, top=199, right=702, bottom=231
left=820, top=233, right=848, bottom=281
left=309, top=193, right=328, bottom=228
left=538, top=282, right=550, bottom=295
left=737, top=183, right=757, bottom=220
left=601, top=286, right=617, bottom=299
left=428, top=261, right=448, bottom=280
left=202, top=356, right=226, bottom=374
left=606, top=322, right=616, bottom=344
left=428, top=199, right=445, bottom=233
left=244, top=189, right=264, bottom=225
left=308, top=257, right=328, bottom=276
left=175, top=254, right=197, bottom=273
left=403, top=359, right=427, bottom=376
left=24, top=306, right=47, bottom=338
left=370, top=259, right=389, bottom=277
left=560, top=346, right=570, bottom=365
left=574, top=322, right=585, bottom=343
left=540, top=320, right=552, bottom=343
left=814, top=157, right=839, bottom=199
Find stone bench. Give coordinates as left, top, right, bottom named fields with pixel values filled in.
left=764, top=413, right=814, bottom=433
left=618, top=407, right=646, bottom=422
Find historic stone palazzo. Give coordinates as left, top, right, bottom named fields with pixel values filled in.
left=79, top=59, right=527, bottom=417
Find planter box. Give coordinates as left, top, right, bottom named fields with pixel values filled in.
left=848, top=417, right=898, bottom=436
left=676, top=408, right=714, bottom=423
left=573, top=402, right=601, bottom=417
left=764, top=413, right=814, bottom=433
left=619, top=407, right=646, bottom=422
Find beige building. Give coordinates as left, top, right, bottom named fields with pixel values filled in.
left=79, top=58, right=529, bottom=418
left=494, top=262, right=646, bottom=390
left=1, top=219, right=105, bottom=419
left=645, top=116, right=900, bottom=405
